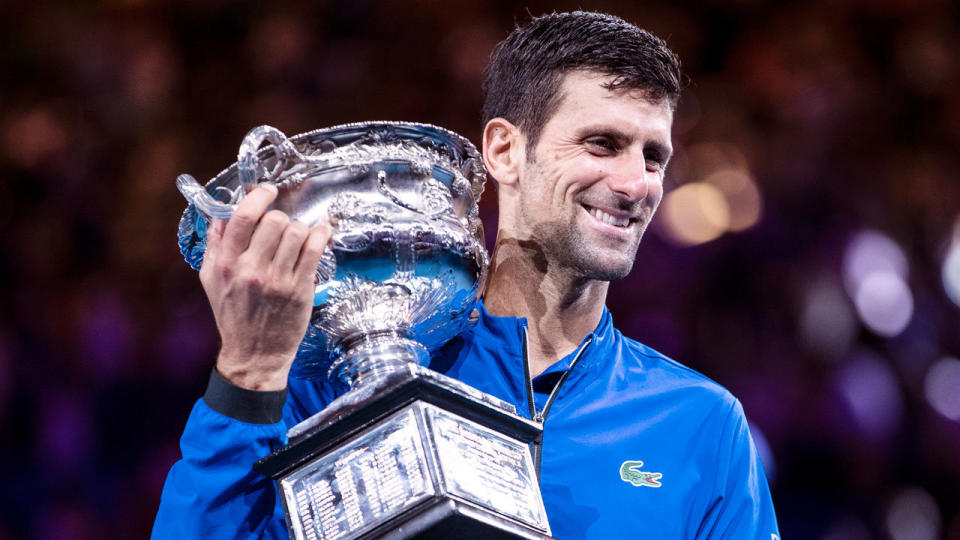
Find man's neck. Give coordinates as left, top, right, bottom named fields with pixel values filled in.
left=482, top=234, right=608, bottom=378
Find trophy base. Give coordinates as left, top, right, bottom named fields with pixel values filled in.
left=368, top=497, right=550, bottom=540
left=255, top=370, right=553, bottom=540
left=255, top=365, right=542, bottom=478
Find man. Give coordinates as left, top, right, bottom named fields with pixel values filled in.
left=154, top=11, right=780, bottom=539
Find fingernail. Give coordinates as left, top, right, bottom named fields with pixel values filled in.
left=259, top=183, right=278, bottom=194
left=317, top=210, right=335, bottom=228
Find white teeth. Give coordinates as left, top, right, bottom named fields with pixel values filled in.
left=588, top=207, right=630, bottom=228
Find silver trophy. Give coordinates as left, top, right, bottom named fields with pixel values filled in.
left=176, top=123, right=552, bottom=540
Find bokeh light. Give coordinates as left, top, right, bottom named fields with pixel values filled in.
left=684, top=141, right=749, bottom=178
left=886, top=487, right=941, bottom=540
left=853, top=271, right=914, bottom=337
left=702, top=168, right=762, bottom=232
left=2, top=107, right=68, bottom=168
left=658, top=182, right=730, bottom=246
left=843, top=230, right=914, bottom=337
left=943, top=226, right=960, bottom=308
left=843, top=230, right=909, bottom=295
left=657, top=141, right=763, bottom=246
left=799, top=278, right=857, bottom=360
left=924, top=356, right=960, bottom=421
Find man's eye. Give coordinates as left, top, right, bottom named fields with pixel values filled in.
left=586, top=138, right=617, bottom=152
left=645, top=151, right=666, bottom=170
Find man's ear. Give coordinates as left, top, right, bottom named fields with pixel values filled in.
left=482, top=118, right=524, bottom=187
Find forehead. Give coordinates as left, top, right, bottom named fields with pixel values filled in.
left=544, top=70, right=674, bottom=140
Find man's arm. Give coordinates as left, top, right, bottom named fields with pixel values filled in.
left=152, top=372, right=290, bottom=539
left=698, top=398, right=780, bottom=540
left=153, top=185, right=331, bottom=538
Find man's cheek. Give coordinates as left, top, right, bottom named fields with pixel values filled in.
left=648, top=183, right=665, bottom=210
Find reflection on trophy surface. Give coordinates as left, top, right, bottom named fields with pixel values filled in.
left=177, top=123, right=553, bottom=539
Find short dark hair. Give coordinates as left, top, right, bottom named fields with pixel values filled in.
left=482, top=11, right=683, bottom=149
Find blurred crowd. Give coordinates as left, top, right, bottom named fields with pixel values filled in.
left=1, top=1, right=958, bottom=538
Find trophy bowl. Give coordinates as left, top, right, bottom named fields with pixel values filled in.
left=177, top=122, right=489, bottom=385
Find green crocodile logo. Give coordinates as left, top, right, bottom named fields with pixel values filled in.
left=619, top=460, right=663, bottom=488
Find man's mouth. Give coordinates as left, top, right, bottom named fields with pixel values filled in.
left=583, top=205, right=636, bottom=229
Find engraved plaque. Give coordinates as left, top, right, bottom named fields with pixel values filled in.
left=279, top=408, right=435, bottom=540
left=425, top=406, right=549, bottom=532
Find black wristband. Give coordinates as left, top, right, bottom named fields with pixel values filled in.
left=203, top=368, right=288, bottom=424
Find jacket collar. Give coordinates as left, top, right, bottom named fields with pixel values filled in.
left=475, top=299, right=617, bottom=375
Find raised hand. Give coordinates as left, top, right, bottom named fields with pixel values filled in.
left=199, top=184, right=332, bottom=391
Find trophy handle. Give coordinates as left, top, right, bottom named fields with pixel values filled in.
left=176, top=126, right=307, bottom=221
left=176, top=173, right=237, bottom=220
left=237, top=125, right=304, bottom=192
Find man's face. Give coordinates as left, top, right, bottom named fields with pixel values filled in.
left=513, top=70, right=673, bottom=281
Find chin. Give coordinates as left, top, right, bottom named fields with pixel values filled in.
left=539, top=221, right=641, bottom=280
left=574, top=253, right=635, bottom=281
left=584, top=239, right=643, bottom=281
left=588, top=263, right=634, bottom=281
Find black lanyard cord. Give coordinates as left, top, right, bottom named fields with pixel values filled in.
left=538, top=337, right=591, bottom=422
left=522, top=327, right=593, bottom=479
left=522, top=327, right=536, bottom=419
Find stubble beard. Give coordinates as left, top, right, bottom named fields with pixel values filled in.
left=526, top=206, right=644, bottom=282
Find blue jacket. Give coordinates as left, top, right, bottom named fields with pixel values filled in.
left=154, top=303, right=779, bottom=539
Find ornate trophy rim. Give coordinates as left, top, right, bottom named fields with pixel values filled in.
left=177, top=120, right=486, bottom=271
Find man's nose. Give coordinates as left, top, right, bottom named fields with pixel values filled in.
left=607, top=155, right=654, bottom=202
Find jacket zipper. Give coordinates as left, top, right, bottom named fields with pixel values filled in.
left=522, top=326, right=593, bottom=480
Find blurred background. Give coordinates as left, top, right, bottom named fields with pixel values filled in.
left=1, top=0, right=959, bottom=538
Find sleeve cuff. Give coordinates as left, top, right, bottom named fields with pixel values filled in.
left=202, top=368, right=288, bottom=424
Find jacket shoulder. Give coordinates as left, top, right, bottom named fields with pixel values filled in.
left=617, top=331, right=739, bottom=408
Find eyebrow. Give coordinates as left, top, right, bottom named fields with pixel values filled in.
left=645, top=140, right=673, bottom=162
left=576, top=125, right=673, bottom=159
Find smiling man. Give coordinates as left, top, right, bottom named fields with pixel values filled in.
left=155, top=11, right=779, bottom=540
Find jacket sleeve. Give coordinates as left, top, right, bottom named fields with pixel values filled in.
left=699, top=398, right=781, bottom=540
left=151, top=370, right=295, bottom=540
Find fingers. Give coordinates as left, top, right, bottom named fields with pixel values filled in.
left=220, top=185, right=279, bottom=260
left=202, top=218, right=227, bottom=260
left=203, top=183, right=331, bottom=292
left=246, top=210, right=290, bottom=267
left=294, top=223, right=333, bottom=284
left=198, top=218, right=227, bottom=285
left=272, top=219, right=310, bottom=277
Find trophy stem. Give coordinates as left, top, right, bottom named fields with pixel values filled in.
left=333, top=331, right=429, bottom=389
